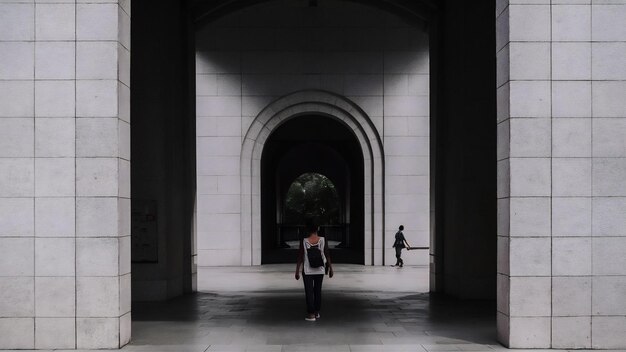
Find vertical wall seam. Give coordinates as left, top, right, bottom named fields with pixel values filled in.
left=504, top=1, right=512, bottom=332
left=116, top=6, right=121, bottom=344
left=381, top=37, right=385, bottom=266
left=549, top=0, right=553, bottom=348
left=32, top=1, right=36, bottom=348
left=116, top=6, right=125, bottom=346
left=73, top=0, right=77, bottom=348
left=589, top=2, right=594, bottom=348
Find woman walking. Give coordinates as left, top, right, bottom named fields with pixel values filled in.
left=392, top=225, right=411, bottom=267
left=295, top=223, right=333, bottom=321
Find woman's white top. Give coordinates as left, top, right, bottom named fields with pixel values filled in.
left=303, top=237, right=326, bottom=275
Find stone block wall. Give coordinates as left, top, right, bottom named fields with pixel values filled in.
left=496, top=0, right=626, bottom=348
left=0, top=0, right=131, bottom=349
left=195, top=1, right=430, bottom=271
left=1, top=0, right=623, bottom=349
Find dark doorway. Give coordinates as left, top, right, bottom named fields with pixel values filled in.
left=261, top=115, right=365, bottom=264
left=131, top=0, right=497, bottom=301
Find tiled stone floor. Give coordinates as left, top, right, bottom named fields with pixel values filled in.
left=129, top=265, right=498, bottom=351
left=129, top=290, right=498, bottom=351
left=11, top=265, right=623, bottom=351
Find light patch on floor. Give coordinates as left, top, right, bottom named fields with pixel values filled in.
left=197, top=264, right=429, bottom=292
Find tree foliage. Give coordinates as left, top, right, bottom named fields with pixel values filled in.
left=284, top=173, right=340, bottom=225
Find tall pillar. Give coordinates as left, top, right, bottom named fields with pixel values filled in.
left=497, top=0, right=626, bottom=349
left=0, top=0, right=131, bottom=349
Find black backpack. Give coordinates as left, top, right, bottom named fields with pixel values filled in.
left=307, top=241, right=324, bottom=268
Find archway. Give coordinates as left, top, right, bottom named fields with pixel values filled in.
left=240, top=90, right=385, bottom=266
left=128, top=0, right=502, bottom=350
left=260, top=116, right=365, bottom=264
left=133, top=0, right=497, bottom=303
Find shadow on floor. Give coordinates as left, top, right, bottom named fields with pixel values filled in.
left=132, top=291, right=497, bottom=346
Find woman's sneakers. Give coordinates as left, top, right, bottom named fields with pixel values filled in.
left=305, top=313, right=320, bottom=321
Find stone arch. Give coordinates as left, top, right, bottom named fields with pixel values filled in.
left=240, top=90, right=385, bottom=265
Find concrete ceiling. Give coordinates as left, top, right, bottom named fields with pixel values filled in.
left=191, top=0, right=439, bottom=28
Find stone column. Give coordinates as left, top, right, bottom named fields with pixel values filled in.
left=74, top=0, right=131, bottom=349
left=586, top=3, right=626, bottom=349
left=382, top=30, right=431, bottom=267
left=497, top=1, right=626, bottom=349
left=496, top=1, right=553, bottom=347
left=0, top=0, right=131, bottom=349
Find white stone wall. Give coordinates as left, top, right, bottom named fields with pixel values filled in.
left=195, top=1, right=430, bottom=271
left=497, top=1, right=626, bottom=349
left=0, top=1, right=131, bottom=349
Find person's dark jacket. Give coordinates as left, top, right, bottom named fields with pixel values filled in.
left=393, top=231, right=406, bottom=248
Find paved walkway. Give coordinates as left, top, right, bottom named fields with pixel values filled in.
left=11, top=265, right=621, bottom=351
left=131, top=265, right=497, bottom=351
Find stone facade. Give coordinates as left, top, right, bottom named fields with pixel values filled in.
left=496, top=1, right=626, bottom=349
left=0, top=0, right=130, bottom=349
left=194, top=2, right=431, bottom=273
left=0, top=0, right=624, bottom=350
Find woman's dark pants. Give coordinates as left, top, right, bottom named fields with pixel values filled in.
left=395, top=246, right=403, bottom=265
left=303, top=273, right=324, bottom=314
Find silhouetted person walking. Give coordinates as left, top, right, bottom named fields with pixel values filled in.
left=392, top=225, right=411, bottom=267
left=295, top=223, right=333, bottom=321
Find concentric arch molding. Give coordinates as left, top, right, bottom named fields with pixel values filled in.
left=240, top=90, right=386, bottom=265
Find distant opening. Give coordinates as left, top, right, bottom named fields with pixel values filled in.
left=261, top=115, right=364, bottom=264
left=283, top=172, right=341, bottom=226
left=282, top=172, right=343, bottom=249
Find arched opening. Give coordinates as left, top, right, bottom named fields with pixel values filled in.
left=129, top=0, right=499, bottom=348
left=239, top=90, right=385, bottom=266
left=261, top=115, right=365, bottom=264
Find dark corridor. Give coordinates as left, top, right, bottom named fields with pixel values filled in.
left=131, top=0, right=497, bottom=300
left=261, top=115, right=365, bottom=264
